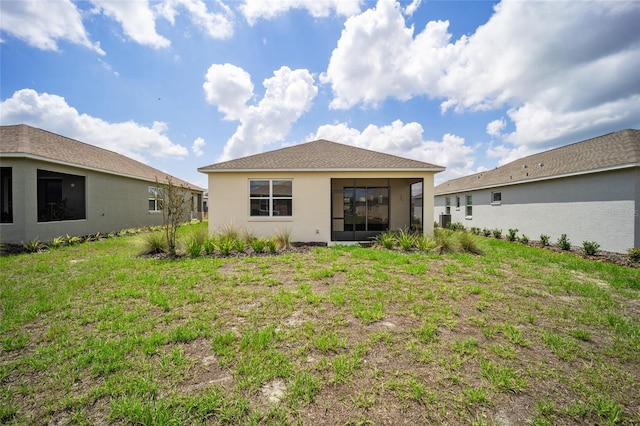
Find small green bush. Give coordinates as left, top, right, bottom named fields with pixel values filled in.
left=218, top=238, right=233, bottom=256
left=448, top=222, right=466, bottom=232
left=492, top=229, right=503, bottom=239
left=187, top=241, right=203, bottom=258
left=557, top=234, right=571, bottom=251
left=627, top=247, right=640, bottom=263
left=139, top=232, right=167, bottom=255
left=22, top=238, right=46, bottom=253
left=251, top=238, right=267, bottom=253
left=203, top=238, right=217, bottom=255
left=374, top=232, right=396, bottom=250
left=49, top=236, right=66, bottom=249
left=416, top=236, right=437, bottom=252
left=266, top=238, right=278, bottom=254
left=482, top=228, right=492, bottom=237
left=459, top=232, right=484, bottom=255
left=396, top=228, right=418, bottom=251
left=434, top=229, right=460, bottom=254
left=470, top=227, right=481, bottom=235
left=582, top=241, right=600, bottom=256
left=519, top=234, right=529, bottom=244
left=540, top=234, right=550, bottom=246
left=274, top=228, right=293, bottom=250
left=506, top=229, right=519, bottom=242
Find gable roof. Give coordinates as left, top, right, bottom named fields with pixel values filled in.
left=435, top=129, right=640, bottom=195
left=0, top=124, right=202, bottom=191
left=198, top=139, right=444, bottom=172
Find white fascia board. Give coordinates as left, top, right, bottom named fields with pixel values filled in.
left=197, top=167, right=446, bottom=173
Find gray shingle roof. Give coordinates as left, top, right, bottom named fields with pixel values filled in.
left=435, top=129, right=640, bottom=195
left=0, top=124, right=202, bottom=191
left=198, top=139, right=444, bottom=172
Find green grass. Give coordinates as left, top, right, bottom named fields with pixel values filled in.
left=1, top=223, right=639, bottom=424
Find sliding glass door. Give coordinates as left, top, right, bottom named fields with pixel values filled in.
left=332, top=184, right=389, bottom=241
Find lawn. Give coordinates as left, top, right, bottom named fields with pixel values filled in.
left=1, top=223, right=639, bottom=425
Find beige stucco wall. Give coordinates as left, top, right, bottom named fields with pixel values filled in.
left=0, top=157, right=201, bottom=244
left=206, top=170, right=437, bottom=242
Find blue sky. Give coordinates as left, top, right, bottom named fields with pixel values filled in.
left=1, top=0, right=639, bottom=188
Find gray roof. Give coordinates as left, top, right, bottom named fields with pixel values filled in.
left=0, top=124, right=203, bottom=191
left=435, top=129, right=640, bottom=195
left=198, top=139, right=444, bottom=172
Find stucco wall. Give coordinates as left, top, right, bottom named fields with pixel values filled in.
left=207, top=170, right=437, bottom=243
left=0, top=158, right=199, bottom=244
left=434, top=168, right=638, bottom=253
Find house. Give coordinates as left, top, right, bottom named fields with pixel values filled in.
left=0, top=124, right=204, bottom=244
left=434, top=129, right=640, bottom=253
left=198, top=139, right=444, bottom=243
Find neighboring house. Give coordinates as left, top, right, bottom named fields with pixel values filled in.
left=0, top=124, right=204, bottom=244
left=198, top=139, right=444, bottom=243
left=434, top=129, right=640, bottom=253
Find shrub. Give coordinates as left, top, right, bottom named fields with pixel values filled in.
left=448, top=222, right=466, bottom=232
left=470, top=227, right=481, bottom=235
left=251, top=238, right=267, bottom=253
left=22, top=238, right=46, bottom=253
left=233, top=238, right=246, bottom=253
left=540, top=234, right=550, bottom=246
left=416, top=236, right=437, bottom=252
left=492, top=229, right=503, bottom=239
left=557, top=234, right=571, bottom=251
left=582, top=241, right=600, bottom=256
left=64, top=234, right=82, bottom=246
left=217, top=238, right=233, bottom=256
left=49, top=236, right=66, bottom=249
left=627, top=248, right=640, bottom=263
left=187, top=241, right=203, bottom=258
left=434, top=229, right=460, bottom=254
left=506, top=228, right=519, bottom=242
left=217, top=223, right=240, bottom=241
left=482, top=228, right=492, bottom=237
left=266, top=238, right=278, bottom=254
left=203, top=238, right=217, bottom=255
left=396, top=228, right=418, bottom=251
left=374, top=231, right=396, bottom=250
left=139, top=232, right=167, bottom=255
left=519, top=234, right=529, bottom=244
left=458, top=232, right=484, bottom=255
left=274, top=228, right=293, bottom=251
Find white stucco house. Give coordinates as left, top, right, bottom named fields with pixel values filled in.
left=434, top=129, right=640, bottom=253
left=198, top=139, right=444, bottom=243
left=0, top=124, right=204, bottom=244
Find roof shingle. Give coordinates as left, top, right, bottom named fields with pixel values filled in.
left=198, top=139, right=444, bottom=172
left=435, top=129, right=640, bottom=195
left=0, top=124, right=202, bottom=191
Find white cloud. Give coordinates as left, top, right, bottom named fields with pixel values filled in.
left=0, top=89, right=188, bottom=161
left=203, top=63, right=254, bottom=120
left=323, top=0, right=640, bottom=151
left=240, top=0, right=361, bottom=25
left=90, top=0, right=170, bottom=49
left=192, top=137, right=206, bottom=157
left=403, top=0, right=421, bottom=16
left=155, top=0, right=233, bottom=40
left=0, top=0, right=104, bottom=54
left=311, top=120, right=477, bottom=183
left=211, top=66, right=318, bottom=161
left=486, top=118, right=506, bottom=138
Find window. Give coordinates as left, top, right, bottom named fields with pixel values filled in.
left=1, top=167, right=12, bottom=223
left=491, top=191, right=502, bottom=204
left=250, top=179, right=292, bottom=217
left=148, top=186, right=163, bottom=212
left=456, top=196, right=461, bottom=209
left=37, top=170, right=86, bottom=222
left=445, top=196, right=451, bottom=215
left=466, top=195, right=473, bottom=218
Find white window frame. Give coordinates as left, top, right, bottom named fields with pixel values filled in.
left=148, top=186, right=163, bottom=213
left=445, top=196, right=451, bottom=215
left=465, top=195, right=473, bottom=219
left=491, top=191, right=502, bottom=205
left=455, top=196, right=461, bottom=210
left=249, top=179, right=293, bottom=218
